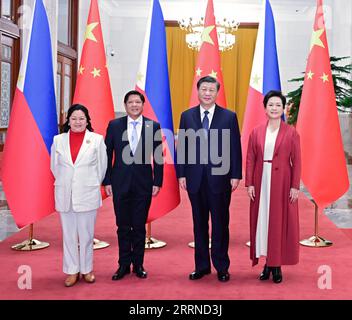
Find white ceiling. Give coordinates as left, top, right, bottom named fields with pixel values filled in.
left=101, top=0, right=318, bottom=8
left=103, top=0, right=317, bottom=4
left=100, top=0, right=322, bottom=22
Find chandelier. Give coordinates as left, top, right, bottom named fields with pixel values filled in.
left=178, top=17, right=240, bottom=52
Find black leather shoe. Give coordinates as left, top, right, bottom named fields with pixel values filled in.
left=259, top=264, right=272, bottom=280
left=217, top=271, right=230, bottom=282
left=133, top=265, right=147, bottom=279
left=189, top=269, right=211, bottom=280
left=272, top=267, right=282, bottom=283
left=112, top=265, right=130, bottom=280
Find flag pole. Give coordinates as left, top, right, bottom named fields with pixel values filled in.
left=145, top=222, right=166, bottom=249
left=11, top=223, right=49, bottom=251
left=300, top=201, right=333, bottom=247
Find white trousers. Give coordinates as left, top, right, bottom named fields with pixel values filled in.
left=255, top=162, right=271, bottom=258
left=59, top=209, right=97, bottom=275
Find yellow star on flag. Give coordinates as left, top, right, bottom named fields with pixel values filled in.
left=306, top=70, right=314, bottom=80
left=209, top=70, right=217, bottom=79
left=196, top=67, right=202, bottom=77
left=91, top=67, right=101, bottom=78
left=17, top=74, right=24, bottom=86
left=310, top=28, right=325, bottom=51
left=201, top=25, right=215, bottom=46
left=137, top=72, right=144, bottom=82
left=320, top=73, right=329, bottom=83
left=85, top=22, right=99, bottom=43
left=252, top=74, right=261, bottom=85
left=79, top=65, right=85, bottom=75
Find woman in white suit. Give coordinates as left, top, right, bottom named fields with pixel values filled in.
left=51, top=104, right=107, bottom=287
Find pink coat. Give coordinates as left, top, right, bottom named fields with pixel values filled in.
left=245, top=121, right=301, bottom=266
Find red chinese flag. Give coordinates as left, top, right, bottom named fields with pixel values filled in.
left=296, top=0, right=349, bottom=208
left=188, top=0, right=226, bottom=108
left=73, top=0, right=114, bottom=199
left=73, top=0, right=115, bottom=136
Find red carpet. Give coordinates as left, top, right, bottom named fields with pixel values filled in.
left=1, top=185, right=352, bottom=300
left=341, top=229, right=352, bottom=241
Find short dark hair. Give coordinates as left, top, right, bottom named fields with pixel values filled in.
left=62, top=104, right=93, bottom=133
left=263, top=90, right=286, bottom=109
left=197, top=76, right=220, bottom=91
left=124, top=90, right=145, bottom=104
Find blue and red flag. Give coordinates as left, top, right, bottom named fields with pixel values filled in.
left=2, top=0, right=58, bottom=228
left=241, top=0, right=281, bottom=169
left=136, top=0, right=180, bottom=222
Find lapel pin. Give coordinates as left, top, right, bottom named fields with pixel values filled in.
left=86, top=140, right=91, bottom=144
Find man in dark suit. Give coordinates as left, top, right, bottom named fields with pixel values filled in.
left=177, top=76, right=242, bottom=282
left=103, top=90, right=163, bottom=280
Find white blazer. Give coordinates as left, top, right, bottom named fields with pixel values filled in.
left=50, top=130, right=107, bottom=213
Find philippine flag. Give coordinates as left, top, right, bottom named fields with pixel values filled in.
left=135, top=0, right=180, bottom=222
left=2, top=0, right=58, bottom=228
left=241, top=0, right=281, bottom=169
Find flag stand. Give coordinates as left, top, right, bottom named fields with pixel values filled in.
left=300, top=201, right=333, bottom=247
left=188, top=239, right=211, bottom=249
left=11, top=224, right=49, bottom=251
left=145, top=223, right=166, bottom=249
left=93, top=238, right=109, bottom=250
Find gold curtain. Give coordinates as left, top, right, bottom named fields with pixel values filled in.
left=166, top=23, right=258, bottom=131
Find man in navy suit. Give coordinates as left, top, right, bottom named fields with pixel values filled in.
left=177, top=76, right=242, bottom=282
left=103, top=90, right=163, bottom=280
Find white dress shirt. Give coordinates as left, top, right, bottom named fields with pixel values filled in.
left=127, top=115, right=143, bottom=147
left=200, top=104, right=215, bottom=128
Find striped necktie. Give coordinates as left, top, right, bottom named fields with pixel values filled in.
left=130, top=121, right=138, bottom=154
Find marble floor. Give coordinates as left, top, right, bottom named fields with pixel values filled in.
left=0, top=164, right=351, bottom=241
left=0, top=183, right=19, bottom=241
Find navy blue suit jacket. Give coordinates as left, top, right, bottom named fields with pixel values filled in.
left=103, top=116, right=163, bottom=195
left=177, top=105, right=242, bottom=194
